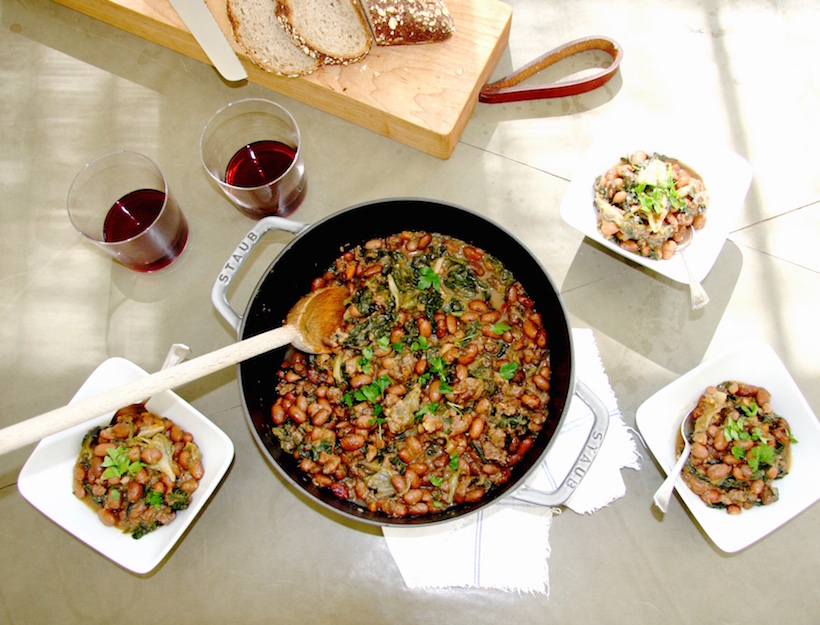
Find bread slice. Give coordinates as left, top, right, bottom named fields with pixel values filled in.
left=227, top=0, right=321, bottom=77
left=276, top=0, right=371, bottom=65
left=360, top=0, right=454, bottom=46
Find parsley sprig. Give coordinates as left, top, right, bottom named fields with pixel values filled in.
left=418, top=266, right=441, bottom=291
left=499, top=361, right=519, bottom=380
left=355, top=375, right=393, bottom=403
left=101, top=446, right=145, bottom=480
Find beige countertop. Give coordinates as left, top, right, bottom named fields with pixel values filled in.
left=1, top=0, right=819, bottom=622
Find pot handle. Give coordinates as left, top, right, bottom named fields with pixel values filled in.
left=211, top=216, right=309, bottom=334
left=510, top=378, right=610, bottom=507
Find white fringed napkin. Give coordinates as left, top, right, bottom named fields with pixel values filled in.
left=382, top=328, right=641, bottom=595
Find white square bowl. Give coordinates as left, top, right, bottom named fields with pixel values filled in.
left=560, top=129, right=753, bottom=284
left=636, top=340, right=820, bottom=552
left=18, top=357, right=234, bottom=574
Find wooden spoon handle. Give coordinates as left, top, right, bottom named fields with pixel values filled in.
left=0, top=324, right=299, bottom=457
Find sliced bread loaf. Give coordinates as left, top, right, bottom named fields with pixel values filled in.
left=227, top=0, right=321, bottom=77
left=276, top=0, right=371, bottom=65
left=360, top=0, right=454, bottom=46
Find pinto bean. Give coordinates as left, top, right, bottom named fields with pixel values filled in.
left=312, top=408, right=332, bottom=426
left=287, top=405, right=308, bottom=424
left=141, top=447, right=162, bottom=464
left=522, top=319, right=539, bottom=340
left=408, top=502, right=430, bottom=515
left=517, top=437, right=534, bottom=458
left=403, top=489, right=424, bottom=505
left=350, top=373, right=373, bottom=389
left=313, top=474, right=333, bottom=488
left=178, top=449, right=192, bottom=470
left=691, top=443, right=709, bottom=460
left=469, top=417, right=485, bottom=440
left=190, top=460, right=204, bottom=481
left=464, top=488, right=484, bottom=503
left=404, top=469, right=421, bottom=489
left=391, top=474, right=407, bottom=493
left=364, top=238, right=383, bottom=250
left=408, top=462, right=428, bottom=476
left=272, top=402, right=286, bottom=425
left=180, top=479, right=199, bottom=494
left=480, top=310, right=501, bottom=323
left=340, top=433, right=366, bottom=451
left=296, top=394, right=309, bottom=413
left=713, top=429, right=729, bottom=452
left=706, top=463, right=731, bottom=481
left=94, top=442, right=116, bottom=457
left=126, top=481, right=143, bottom=503
left=702, top=489, right=722, bottom=505
left=463, top=246, right=483, bottom=262
left=468, top=299, right=489, bottom=313
left=98, top=508, right=116, bottom=527
left=414, top=358, right=428, bottom=376
left=532, top=374, right=550, bottom=391
left=417, top=317, right=433, bottom=338
left=458, top=343, right=479, bottom=365
left=428, top=379, right=443, bottom=403
left=733, top=464, right=754, bottom=481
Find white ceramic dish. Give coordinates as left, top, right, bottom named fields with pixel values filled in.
left=560, top=130, right=753, bottom=284
left=18, top=357, right=234, bottom=574
left=636, top=340, right=820, bottom=553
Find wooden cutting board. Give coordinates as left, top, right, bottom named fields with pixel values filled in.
left=52, top=0, right=512, bottom=158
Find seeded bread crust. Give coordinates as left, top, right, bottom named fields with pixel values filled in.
left=227, top=0, right=321, bottom=76
left=276, top=0, right=372, bottom=65
left=360, top=0, right=454, bottom=46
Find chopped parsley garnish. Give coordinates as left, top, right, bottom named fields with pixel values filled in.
left=739, top=401, right=759, bottom=418
left=354, top=375, right=393, bottom=403
left=411, top=336, right=429, bottom=352
left=101, top=446, right=144, bottom=480
left=145, top=489, right=164, bottom=510
left=369, top=412, right=386, bottom=437
left=491, top=322, right=511, bottom=336
left=417, top=266, right=441, bottom=291
left=499, top=362, right=519, bottom=380
left=747, top=445, right=776, bottom=473
left=415, top=402, right=440, bottom=420
left=358, top=345, right=374, bottom=374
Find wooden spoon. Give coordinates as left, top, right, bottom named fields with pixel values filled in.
left=0, top=286, right=348, bottom=456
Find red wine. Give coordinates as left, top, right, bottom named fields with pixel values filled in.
left=225, top=140, right=297, bottom=188
left=103, top=188, right=165, bottom=242
left=102, top=188, right=188, bottom=272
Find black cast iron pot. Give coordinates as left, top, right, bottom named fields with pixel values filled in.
left=212, top=198, right=608, bottom=526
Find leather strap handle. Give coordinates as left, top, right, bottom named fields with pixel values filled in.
left=479, top=36, right=623, bottom=103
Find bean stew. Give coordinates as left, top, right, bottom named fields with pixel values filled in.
left=681, top=381, right=795, bottom=515
left=73, top=404, right=204, bottom=538
left=270, top=231, right=552, bottom=518
left=593, top=151, right=709, bottom=260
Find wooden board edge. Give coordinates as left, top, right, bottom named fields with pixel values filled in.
left=47, top=0, right=512, bottom=159
left=50, top=0, right=214, bottom=65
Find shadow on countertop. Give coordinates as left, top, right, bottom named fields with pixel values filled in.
left=561, top=238, right=743, bottom=374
